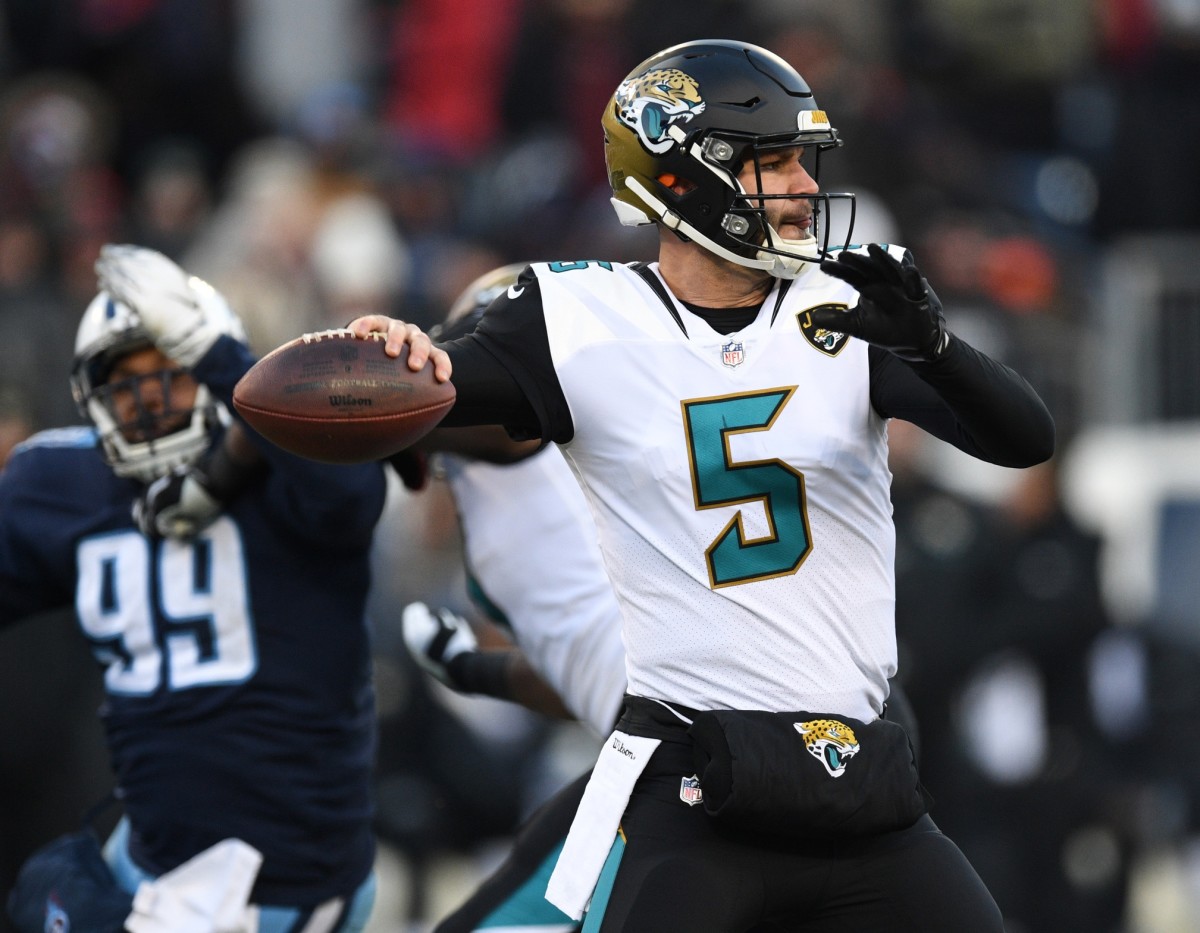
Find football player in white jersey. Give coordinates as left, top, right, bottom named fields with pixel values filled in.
left=401, top=265, right=924, bottom=933
left=336, top=39, right=1053, bottom=933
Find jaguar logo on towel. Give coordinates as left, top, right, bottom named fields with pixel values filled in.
left=794, top=718, right=861, bottom=777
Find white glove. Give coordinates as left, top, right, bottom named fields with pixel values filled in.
left=401, top=602, right=479, bottom=688
left=132, top=464, right=224, bottom=539
left=95, top=244, right=227, bottom=367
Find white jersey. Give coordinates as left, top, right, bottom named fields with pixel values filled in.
left=441, top=446, right=628, bottom=735
left=534, top=257, right=897, bottom=720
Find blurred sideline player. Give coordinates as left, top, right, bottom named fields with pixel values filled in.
left=399, top=264, right=628, bottom=933
left=1, top=246, right=386, bottom=931
left=398, top=266, right=921, bottom=932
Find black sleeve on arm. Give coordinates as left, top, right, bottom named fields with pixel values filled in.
left=438, top=338, right=541, bottom=434
left=436, top=268, right=575, bottom=444
left=870, top=335, right=1055, bottom=467
left=446, top=650, right=515, bottom=700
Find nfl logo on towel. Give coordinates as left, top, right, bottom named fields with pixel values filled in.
left=721, top=340, right=744, bottom=368
left=680, top=774, right=703, bottom=806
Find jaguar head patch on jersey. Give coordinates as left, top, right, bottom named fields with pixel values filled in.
left=614, top=68, right=706, bottom=155
left=797, top=304, right=850, bottom=356
left=795, top=718, right=860, bottom=777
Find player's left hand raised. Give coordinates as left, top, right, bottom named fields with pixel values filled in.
left=815, top=244, right=949, bottom=362
left=95, top=244, right=230, bottom=367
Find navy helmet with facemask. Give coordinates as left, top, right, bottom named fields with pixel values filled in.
left=69, top=286, right=246, bottom=483
left=601, top=39, right=856, bottom=278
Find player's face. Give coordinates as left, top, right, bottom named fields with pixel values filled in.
left=737, top=146, right=819, bottom=242
left=105, top=346, right=198, bottom=443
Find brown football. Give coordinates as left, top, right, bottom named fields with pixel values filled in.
left=232, top=329, right=455, bottom=464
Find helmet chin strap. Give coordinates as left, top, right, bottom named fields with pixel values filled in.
left=622, top=177, right=818, bottom=280
left=756, top=226, right=821, bottom=280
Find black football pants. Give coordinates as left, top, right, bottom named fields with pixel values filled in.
left=583, top=738, right=1004, bottom=933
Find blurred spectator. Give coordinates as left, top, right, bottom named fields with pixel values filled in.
left=895, top=449, right=1132, bottom=932
left=3, top=0, right=262, bottom=186
left=0, top=386, right=33, bottom=466
left=125, top=142, right=213, bottom=258
left=0, top=606, right=114, bottom=933
left=0, top=218, right=76, bottom=429
left=309, top=190, right=410, bottom=322
left=182, top=137, right=327, bottom=351
left=1092, top=0, right=1200, bottom=237
left=382, top=0, right=524, bottom=164
left=235, top=0, right=373, bottom=131
left=890, top=417, right=1005, bottom=760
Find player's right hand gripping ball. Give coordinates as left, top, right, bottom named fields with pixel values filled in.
left=233, top=329, right=456, bottom=463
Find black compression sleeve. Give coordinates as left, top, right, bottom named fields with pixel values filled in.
left=438, top=337, right=541, bottom=435
left=445, top=650, right=514, bottom=700
left=870, top=335, right=1054, bottom=467
left=435, top=268, right=573, bottom=443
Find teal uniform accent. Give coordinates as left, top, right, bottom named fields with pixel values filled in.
left=580, top=833, right=626, bottom=932
left=682, top=389, right=812, bottom=586
left=479, top=840, right=576, bottom=928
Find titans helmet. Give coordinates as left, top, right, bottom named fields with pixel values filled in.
left=602, top=39, right=855, bottom=278
left=70, top=282, right=247, bottom=483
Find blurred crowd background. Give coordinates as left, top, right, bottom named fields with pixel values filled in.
left=1, top=1, right=1199, bottom=931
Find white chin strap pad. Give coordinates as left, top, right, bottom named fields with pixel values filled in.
left=757, top=230, right=821, bottom=280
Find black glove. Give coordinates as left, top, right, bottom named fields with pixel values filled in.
left=389, top=449, right=429, bottom=491
left=816, top=244, right=949, bottom=362
left=132, top=429, right=266, bottom=539
left=133, top=463, right=224, bottom=539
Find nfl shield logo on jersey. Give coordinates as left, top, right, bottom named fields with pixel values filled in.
left=721, top=340, right=744, bottom=368
left=680, top=774, right=704, bottom=806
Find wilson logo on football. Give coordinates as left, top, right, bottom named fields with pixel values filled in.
left=797, top=304, right=850, bottom=357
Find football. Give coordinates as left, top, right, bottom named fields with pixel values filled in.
left=233, top=329, right=456, bottom=464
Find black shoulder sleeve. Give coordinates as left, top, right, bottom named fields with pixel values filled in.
left=437, top=267, right=574, bottom=443
left=869, top=335, right=1055, bottom=468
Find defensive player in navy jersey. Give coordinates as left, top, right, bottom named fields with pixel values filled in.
left=1, top=246, right=386, bottom=931
left=331, top=39, right=1053, bottom=933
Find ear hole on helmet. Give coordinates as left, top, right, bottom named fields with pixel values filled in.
left=658, top=174, right=697, bottom=195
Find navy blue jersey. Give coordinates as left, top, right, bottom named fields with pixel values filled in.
left=0, top=336, right=388, bottom=907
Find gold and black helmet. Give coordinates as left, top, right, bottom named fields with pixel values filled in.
left=602, top=39, right=855, bottom=278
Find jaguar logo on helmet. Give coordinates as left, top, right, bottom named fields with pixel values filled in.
left=613, top=68, right=706, bottom=154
